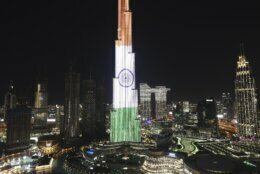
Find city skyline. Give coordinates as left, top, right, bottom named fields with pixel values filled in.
left=1, top=1, right=260, bottom=173
left=2, top=0, right=260, bottom=104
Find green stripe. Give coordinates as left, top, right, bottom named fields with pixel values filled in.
left=110, top=107, right=141, bottom=142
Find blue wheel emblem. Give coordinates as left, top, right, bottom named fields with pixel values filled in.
left=118, top=69, right=134, bottom=87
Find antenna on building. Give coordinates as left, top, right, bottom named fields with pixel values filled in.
left=69, top=56, right=78, bottom=72
left=240, top=42, right=245, bottom=57
left=68, top=59, right=72, bottom=72
left=88, top=64, right=93, bottom=80
left=9, top=80, right=14, bottom=91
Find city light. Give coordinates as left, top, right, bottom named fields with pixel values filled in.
left=1, top=0, right=260, bottom=173
left=217, top=114, right=224, bottom=118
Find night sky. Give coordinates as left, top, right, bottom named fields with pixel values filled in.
left=2, top=0, right=260, bottom=104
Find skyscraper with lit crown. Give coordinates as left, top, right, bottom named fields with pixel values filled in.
left=235, top=48, right=258, bottom=137
left=110, top=0, right=140, bottom=142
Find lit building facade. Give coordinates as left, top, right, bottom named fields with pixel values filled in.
left=216, top=100, right=223, bottom=117
left=139, top=83, right=153, bottom=120
left=55, top=105, right=64, bottom=131
left=63, top=71, right=80, bottom=140
left=222, top=92, right=234, bottom=120
left=110, top=0, right=140, bottom=142
left=46, top=105, right=64, bottom=130
left=235, top=52, right=258, bottom=137
left=154, top=86, right=171, bottom=120
left=34, top=81, right=48, bottom=128
left=141, top=150, right=183, bottom=174
left=0, top=122, right=7, bottom=139
left=35, top=82, right=48, bottom=108
left=37, top=135, right=61, bottom=156
left=139, top=83, right=170, bottom=120
left=182, top=101, right=190, bottom=113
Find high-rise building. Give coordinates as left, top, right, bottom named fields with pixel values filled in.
left=34, top=82, right=48, bottom=108
left=235, top=49, right=258, bottom=137
left=216, top=100, right=224, bottom=117
left=95, top=83, right=106, bottom=138
left=6, top=105, right=31, bottom=152
left=34, top=80, right=48, bottom=128
left=0, top=106, right=5, bottom=121
left=82, top=79, right=96, bottom=140
left=110, top=0, right=140, bottom=142
left=81, top=79, right=106, bottom=141
left=197, top=98, right=218, bottom=136
left=4, top=81, right=16, bottom=120
left=47, top=105, right=64, bottom=129
left=55, top=105, right=64, bottom=132
left=47, top=105, right=56, bottom=124
left=139, top=83, right=153, bottom=120
left=139, top=83, right=170, bottom=120
left=222, top=92, right=234, bottom=120
left=63, top=71, right=80, bottom=140
left=197, top=100, right=206, bottom=127
left=154, top=86, right=171, bottom=119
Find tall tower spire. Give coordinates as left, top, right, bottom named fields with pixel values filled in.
left=8, top=80, right=14, bottom=92
left=240, top=43, right=245, bottom=57
left=239, top=43, right=246, bottom=62
left=110, top=0, right=140, bottom=142
left=117, top=0, right=132, bottom=46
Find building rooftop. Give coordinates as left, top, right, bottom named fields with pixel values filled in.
left=184, top=154, right=255, bottom=174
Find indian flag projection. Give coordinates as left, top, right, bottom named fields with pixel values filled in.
left=110, top=0, right=141, bottom=142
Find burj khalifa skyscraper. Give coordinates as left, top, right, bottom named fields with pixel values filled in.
left=110, top=0, right=140, bottom=142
